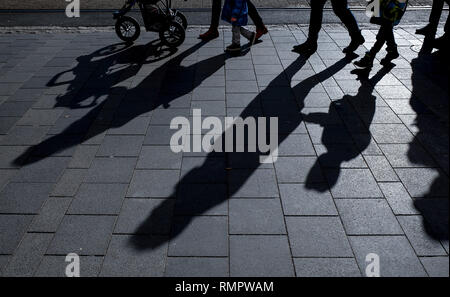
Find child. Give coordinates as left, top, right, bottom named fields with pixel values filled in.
left=355, top=0, right=408, bottom=68
left=221, top=0, right=257, bottom=53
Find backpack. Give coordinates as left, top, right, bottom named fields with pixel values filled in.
left=380, top=0, right=408, bottom=26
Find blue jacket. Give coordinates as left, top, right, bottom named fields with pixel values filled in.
left=221, top=0, right=248, bottom=26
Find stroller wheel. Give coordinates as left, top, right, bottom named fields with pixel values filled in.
left=115, top=16, right=141, bottom=43
left=160, top=21, right=185, bottom=48
left=173, top=10, right=188, bottom=30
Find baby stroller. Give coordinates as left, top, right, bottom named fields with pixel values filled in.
left=113, top=0, right=187, bottom=47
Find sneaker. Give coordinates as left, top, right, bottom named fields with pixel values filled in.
left=199, top=28, right=220, bottom=41
left=343, top=34, right=365, bottom=53
left=226, top=43, right=241, bottom=53
left=292, top=40, right=318, bottom=55
left=255, top=25, right=268, bottom=40
left=354, top=53, right=374, bottom=68
left=380, top=50, right=399, bottom=65
left=416, top=24, right=433, bottom=36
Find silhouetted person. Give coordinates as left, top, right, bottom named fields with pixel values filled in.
left=354, top=0, right=408, bottom=68
left=416, top=0, right=449, bottom=49
left=293, top=0, right=365, bottom=55
left=199, top=0, right=267, bottom=41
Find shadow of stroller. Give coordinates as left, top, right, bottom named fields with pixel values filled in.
left=130, top=53, right=358, bottom=250
left=409, top=47, right=449, bottom=241
left=13, top=40, right=229, bottom=166
left=302, top=65, right=394, bottom=191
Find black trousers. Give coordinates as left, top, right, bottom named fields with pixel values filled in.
left=370, top=22, right=397, bottom=55
left=427, top=0, right=449, bottom=34
left=308, top=0, right=361, bottom=41
left=210, top=0, right=264, bottom=29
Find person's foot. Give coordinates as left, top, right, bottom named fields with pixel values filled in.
left=343, top=34, right=365, bottom=53
left=292, top=40, right=317, bottom=55
left=416, top=24, right=433, bottom=36
left=255, top=25, right=268, bottom=40
left=354, top=53, right=374, bottom=68
left=380, top=49, right=399, bottom=65
left=199, top=28, right=219, bottom=41
left=226, top=43, right=241, bottom=53
left=433, top=34, right=449, bottom=49
left=245, top=32, right=257, bottom=45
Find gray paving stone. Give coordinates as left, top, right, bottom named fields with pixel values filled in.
left=369, top=124, right=415, bottom=144
left=349, top=236, right=427, bottom=277
left=8, top=88, right=44, bottom=101
left=97, top=135, right=144, bottom=157
left=11, top=157, right=70, bottom=183
left=0, top=101, right=34, bottom=117
left=398, top=216, right=447, bottom=256
left=144, top=125, right=179, bottom=145
left=0, top=214, right=33, bottom=254
left=226, top=80, right=259, bottom=93
left=29, top=197, right=71, bottom=233
left=165, top=257, right=229, bottom=277
left=294, top=258, right=361, bottom=277
left=168, top=216, right=228, bottom=257
left=0, top=146, right=29, bottom=169
left=229, top=169, right=279, bottom=198
left=0, top=117, right=19, bottom=135
left=137, top=146, right=182, bottom=169
left=275, top=157, right=324, bottom=183
left=286, top=216, right=353, bottom=257
left=0, top=169, right=16, bottom=190
left=380, top=143, right=436, bottom=168
left=100, top=235, right=167, bottom=277
left=192, top=87, right=225, bottom=101
left=0, top=255, right=10, bottom=276
left=336, top=199, right=403, bottom=235
left=420, top=257, right=449, bottom=277
left=47, top=215, right=116, bottom=255
left=108, top=116, right=151, bottom=135
left=127, top=170, right=179, bottom=198
left=175, top=183, right=227, bottom=215
left=68, top=183, right=127, bottom=215
left=68, top=145, right=98, bottom=169
left=396, top=168, right=449, bottom=198
left=181, top=157, right=226, bottom=184
left=279, top=184, right=337, bottom=216
left=230, top=235, right=294, bottom=277
left=325, top=169, right=383, bottom=198
left=364, top=155, right=399, bottom=182
left=0, top=182, right=53, bottom=214
left=2, top=233, right=53, bottom=277
left=85, top=157, right=136, bottom=183
left=278, top=134, right=315, bottom=156
left=115, top=198, right=173, bottom=235
left=379, top=182, right=419, bottom=215
left=0, top=125, right=48, bottom=145
left=314, top=144, right=367, bottom=168
left=51, top=168, right=86, bottom=197
left=35, top=255, right=103, bottom=277
left=229, top=199, right=286, bottom=234
left=17, top=109, right=63, bottom=126
left=190, top=100, right=226, bottom=116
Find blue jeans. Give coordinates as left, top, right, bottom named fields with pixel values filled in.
left=308, top=0, right=361, bottom=41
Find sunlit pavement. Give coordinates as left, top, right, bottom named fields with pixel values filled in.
left=0, top=24, right=448, bottom=277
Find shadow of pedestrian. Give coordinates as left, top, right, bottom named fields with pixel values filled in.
left=409, top=46, right=449, bottom=241
left=130, top=53, right=358, bottom=250
left=302, top=65, right=394, bottom=191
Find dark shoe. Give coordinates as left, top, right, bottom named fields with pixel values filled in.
left=226, top=43, right=241, bottom=53
left=255, top=25, right=268, bottom=40
left=380, top=49, right=399, bottom=65
left=433, top=34, right=449, bottom=49
left=292, top=40, right=317, bottom=55
left=199, top=28, right=219, bottom=41
left=354, top=53, right=374, bottom=68
left=343, top=34, right=365, bottom=53
left=416, top=24, right=433, bottom=36
left=246, top=32, right=257, bottom=45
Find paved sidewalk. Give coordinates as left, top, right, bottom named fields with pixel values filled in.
left=0, top=24, right=448, bottom=277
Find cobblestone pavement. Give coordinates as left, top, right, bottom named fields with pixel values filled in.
left=0, top=24, right=448, bottom=277
left=0, top=0, right=440, bottom=10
